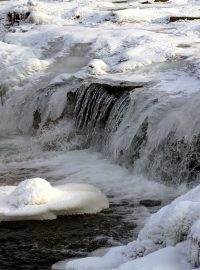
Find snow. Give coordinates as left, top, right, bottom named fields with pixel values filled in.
left=53, top=243, right=193, bottom=270
left=1, top=0, right=200, bottom=91
left=115, top=242, right=192, bottom=270
left=8, top=178, right=55, bottom=207
left=88, top=59, right=109, bottom=75
left=0, top=178, right=109, bottom=221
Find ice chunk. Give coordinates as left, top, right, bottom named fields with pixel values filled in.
left=0, top=178, right=109, bottom=221
left=88, top=59, right=109, bottom=75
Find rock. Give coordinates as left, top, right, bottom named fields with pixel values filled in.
left=154, top=0, right=168, bottom=2
left=7, top=11, right=30, bottom=25
left=140, top=1, right=152, bottom=4
left=139, top=199, right=162, bottom=207
left=87, top=80, right=144, bottom=97
left=169, top=16, right=200, bottom=23
left=32, top=110, right=41, bottom=129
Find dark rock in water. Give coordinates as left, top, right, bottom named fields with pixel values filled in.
left=88, top=81, right=143, bottom=98
left=112, top=0, right=128, bottom=3
left=63, top=91, right=76, bottom=118
left=169, top=16, right=200, bottom=23
left=0, top=85, right=7, bottom=106
left=0, top=201, right=137, bottom=270
left=33, top=110, right=41, bottom=129
left=7, top=11, right=30, bottom=25
left=139, top=199, right=162, bottom=207
left=119, top=117, right=149, bottom=168
left=154, top=0, right=169, bottom=2
left=140, top=1, right=152, bottom=4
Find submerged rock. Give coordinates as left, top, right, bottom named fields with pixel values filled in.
left=139, top=199, right=162, bottom=207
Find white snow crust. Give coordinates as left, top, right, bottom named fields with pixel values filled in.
left=0, top=0, right=200, bottom=92
left=0, top=178, right=109, bottom=221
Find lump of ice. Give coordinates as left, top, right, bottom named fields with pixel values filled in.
left=0, top=178, right=109, bottom=221
left=8, top=178, right=54, bottom=207
left=88, top=59, right=109, bottom=75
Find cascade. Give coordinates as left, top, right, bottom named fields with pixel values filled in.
left=1, top=79, right=200, bottom=185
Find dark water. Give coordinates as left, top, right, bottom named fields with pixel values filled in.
left=0, top=201, right=138, bottom=270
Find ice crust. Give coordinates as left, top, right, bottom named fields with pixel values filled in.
left=0, top=0, right=200, bottom=90
left=53, top=185, right=200, bottom=270
left=0, top=178, right=109, bottom=221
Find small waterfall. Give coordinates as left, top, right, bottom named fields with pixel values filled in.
left=73, top=82, right=135, bottom=148
left=72, top=81, right=200, bottom=185
left=0, top=79, right=79, bottom=134
left=1, top=78, right=200, bottom=185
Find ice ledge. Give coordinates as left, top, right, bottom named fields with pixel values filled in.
left=0, top=178, right=109, bottom=221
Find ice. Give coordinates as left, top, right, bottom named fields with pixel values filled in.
left=0, top=178, right=109, bottom=221
left=1, top=0, right=200, bottom=90
left=88, top=59, right=109, bottom=75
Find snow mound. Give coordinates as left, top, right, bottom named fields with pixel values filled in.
left=8, top=178, right=54, bottom=207
left=114, top=242, right=192, bottom=270
left=0, top=178, right=109, bottom=221
left=88, top=59, right=109, bottom=75
left=54, top=185, right=200, bottom=270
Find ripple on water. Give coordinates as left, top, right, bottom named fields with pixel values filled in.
left=0, top=201, right=137, bottom=270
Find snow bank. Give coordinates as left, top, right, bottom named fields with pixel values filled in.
left=115, top=242, right=192, bottom=270
left=0, top=40, right=50, bottom=88
left=1, top=0, right=200, bottom=89
left=54, top=185, right=200, bottom=270
left=0, top=178, right=109, bottom=221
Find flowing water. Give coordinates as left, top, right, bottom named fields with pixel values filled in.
left=1, top=0, right=200, bottom=268
left=1, top=71, right=198, bottom=269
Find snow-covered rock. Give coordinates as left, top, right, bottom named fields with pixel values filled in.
left=88, top=59, right=109, bottom=75
left=8, top=178, right=55, bottom=207
left=0, top=178, right=109, bottom=221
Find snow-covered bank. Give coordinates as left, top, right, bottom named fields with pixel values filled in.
left=53, top=243, right=193, bottom=270
left=53, top=185, right=200, bottom=270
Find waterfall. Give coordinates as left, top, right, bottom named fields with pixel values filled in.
left=73, top=81, right=200, bottom=185
left=1, top=79, right=200, bottom=185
